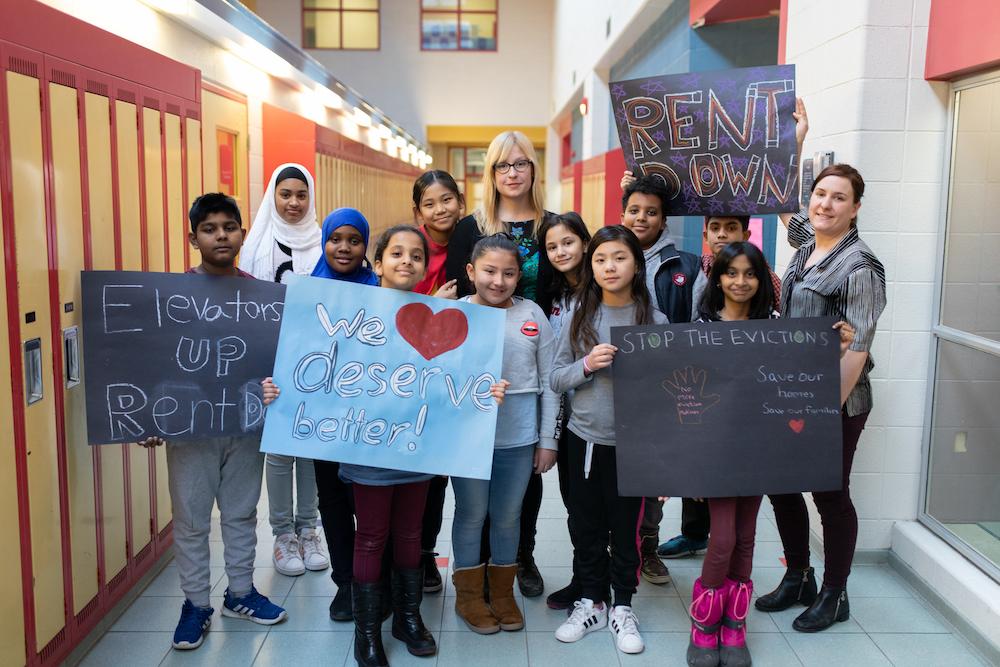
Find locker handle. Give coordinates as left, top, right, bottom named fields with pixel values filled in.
left=64, top=326, right=80, bottom=388
left=24, top=338, right=43, bottom=405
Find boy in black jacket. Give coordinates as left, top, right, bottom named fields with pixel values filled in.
left=619, top=174, right=709, bottom=584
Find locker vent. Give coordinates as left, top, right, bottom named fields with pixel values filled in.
left=117, top=90, right=135, bottom=104
left=107, top=566, right=128, bottom=593
left=86, top=79, right=108, bottom=97
left=38, top=628, right=66, bottom=663
left=143, top=96, right=158, bottom=110
left=51, top=69, right=76, bottom=88
left=185, top=108, right=200, bottom=121
left=157, top=520, right=173, bottom=542
left=134, top=542, right=153, bottom=566
left=8, top=56, right=38, bottom=78
left=166, top=103, right=180, bottom=116
left=76, top=594, right=100, bottom=625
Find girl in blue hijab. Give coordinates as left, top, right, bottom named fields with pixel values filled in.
left=311, top=207, right=379, bottom=285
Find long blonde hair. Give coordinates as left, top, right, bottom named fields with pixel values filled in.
left=474, top=131, right=546, bottom=236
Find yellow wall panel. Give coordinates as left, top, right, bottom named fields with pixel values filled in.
left=186, top=117, right=202, bottom=269
left=50, top=83, right=99, bottom=614
left=143, top=107, right=165, bottom=273
left=115, top=101, right=142, bottom=272
left=7, top=70, right=65, bottom=649
left=0, top=80, right=27, bottom=667
left=85, top=94, right=115, bottom=271
left=85, top=92, right=128, bottom=579
left=560, top=177, right=574, bottom=217
left=201, top=91, right=247, bottom=221
left=115, top=99, right=153, bottom=555
left=165, top=113, right=184, bottom=274
left=580, top=172, right=605, bottom=232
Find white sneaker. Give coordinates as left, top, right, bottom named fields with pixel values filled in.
left=609, top=605, right=644, bottom=654
left=555, top=598, right=608, bottom=643
left=299, top=528, right=329, bottom=571
left=272, top=533, right=305, bottom=576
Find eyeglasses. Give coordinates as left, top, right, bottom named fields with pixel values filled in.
left=493, top=159, right=532, bottom=174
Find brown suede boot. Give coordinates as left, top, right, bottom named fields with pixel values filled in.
left=487, top=564, right=524, bottom=631
left=453, top=564, right=500, bottom=634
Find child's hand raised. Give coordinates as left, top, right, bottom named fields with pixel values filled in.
left=262, top=377, right=280, bottom=405
left=833, top=320, right=856, bottom=358
left=490, top=379, right=510, bottom=406
left=534, top=448, right=557, bottom=474
left=584, top=343, right=618, bottom=374
left=434, top=279, right=458, bottom=300
left=136, top=436, right=165, bottom=448
left=620, top=170, right=636, bottom=191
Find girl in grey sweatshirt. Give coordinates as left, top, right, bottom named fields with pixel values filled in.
left=549, top=225, right=667, bottom=657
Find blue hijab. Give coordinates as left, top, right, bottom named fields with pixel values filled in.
left=311, top=208, right=379, bottom=285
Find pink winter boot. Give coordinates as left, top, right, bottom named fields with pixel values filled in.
left=720, top=578, right=753, bottom=667
left=687, top=578, right=724, bottom=667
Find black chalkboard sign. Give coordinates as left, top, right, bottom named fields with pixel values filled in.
left=609, top=64, right=799, bottom=216
left=81, top=271, right=284, bottom=444
left=611, top=317, right=842, bottom=497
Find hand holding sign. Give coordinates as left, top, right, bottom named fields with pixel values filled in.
left=661, top=365, right=720, bottom=424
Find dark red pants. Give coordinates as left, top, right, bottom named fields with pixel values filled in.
left=701, top=495, right=763, bottom=589
left=769, top=410, right=869, bottom=589
left=352, top=481, right=430, bottom=584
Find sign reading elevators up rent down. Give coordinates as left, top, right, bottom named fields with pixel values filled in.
left=609, top=64, right=799, bottom=216
left=611, top=318, right=842, bottom=498
left=81, top=271, right=285, bottom=444
left=260, top=275, right=505, bottom=480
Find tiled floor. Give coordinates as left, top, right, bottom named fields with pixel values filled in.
left=80, top=470, right=988, bottom=666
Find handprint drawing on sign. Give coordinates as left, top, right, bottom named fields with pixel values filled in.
left=661, top=366, right=720, bottom=424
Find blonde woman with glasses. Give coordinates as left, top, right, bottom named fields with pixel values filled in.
left=444, top=130, right=557, bottom=601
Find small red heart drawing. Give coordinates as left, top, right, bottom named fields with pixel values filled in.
left=395, top=303, right=469, bottom=361
left=788, top=419, right=805, bottom=434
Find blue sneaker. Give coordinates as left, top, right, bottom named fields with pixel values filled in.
left=221, top=586, right=287, bottom=625
left=172, top=600, right=213, bottom=650
left=656, top=534, right=708, bottom=559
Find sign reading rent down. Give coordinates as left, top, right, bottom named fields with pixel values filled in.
left=261, top=275, right=505, bottom=480
left=611, top=318, right=842, bottom=498
left=610, top=64, right=799, bottom=216
left=82, top=271, right=284, bottom=444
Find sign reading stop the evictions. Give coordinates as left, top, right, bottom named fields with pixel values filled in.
left=610, top=64, right=799, bottom=216
left=611, top=317, right=842, bottom=498
left=261, top=275, right=505, bottom=480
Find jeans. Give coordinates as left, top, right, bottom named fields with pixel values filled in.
left=452, top=445, right=534, bottom=569
left=266, top=453, right=319, bottom=536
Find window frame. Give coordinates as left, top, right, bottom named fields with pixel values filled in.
left=301, top=0, right=381, bottom=51
left=918, top=68, right=1000, bottom=586
left=419, top=0, right=499, bottom=52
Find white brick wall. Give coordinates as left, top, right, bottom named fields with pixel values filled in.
left=785, top=0, right=949, bottom=548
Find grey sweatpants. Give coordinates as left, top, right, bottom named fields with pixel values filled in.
left=167, top=436, right=264, bottom=608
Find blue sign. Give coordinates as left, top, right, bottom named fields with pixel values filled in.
left=261, top=274, right=505, bottom=479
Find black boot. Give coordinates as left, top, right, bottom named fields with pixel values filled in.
left=793, top=586, right=849, bottom=632
left=353, top=581, right=388, bottom=667
left=545, top=578, right=582, bottom=610
left=422, top=551, right=442, bottom=594
left=754, top=567, right=817, bottom=612
left=330, top=581, right=353, bottom=622
left=516, top=545, right=544, bottom=598
left=390, top=569, right=437, bottom=656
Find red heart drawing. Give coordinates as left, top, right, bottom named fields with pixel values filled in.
left=788, top=419, right=805, bottom=434
left=395, top=303, right=469, bottom=361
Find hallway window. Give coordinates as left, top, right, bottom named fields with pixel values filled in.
left=924, top=71, right=1000, bottom=583
left=303, top=0, right=380, bottom=50
left=421, top=0, right=498, bottom=51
